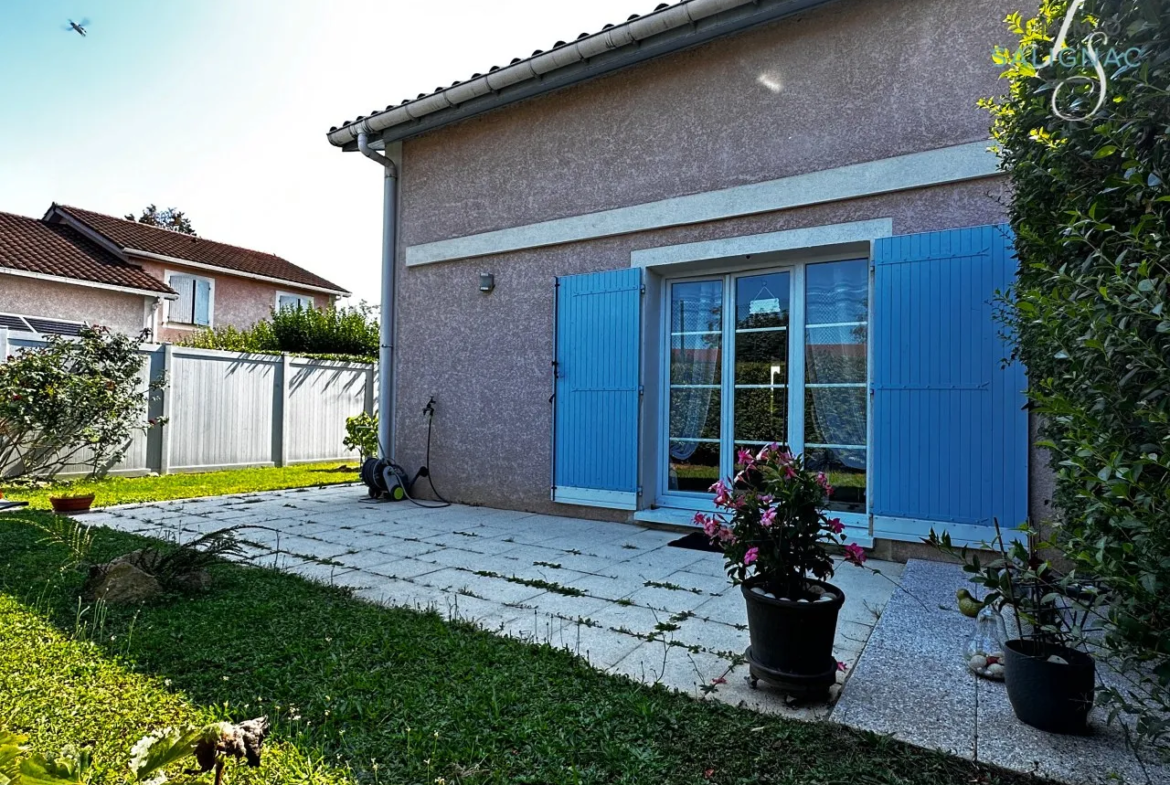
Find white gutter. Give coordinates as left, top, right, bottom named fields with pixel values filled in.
left=0, top=266, right=178, bottom=299
left=121, top=249, right=350, bottom=297
left=326, top=0, right=751, bottom=147
left=356, top=130, right=399, bottom=462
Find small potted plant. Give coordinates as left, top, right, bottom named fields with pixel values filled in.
left=929, top=521, right=1100, bottom=734
left=696, top=444, right=860, bottom=698
left=48, top=482, right=96, bottom=513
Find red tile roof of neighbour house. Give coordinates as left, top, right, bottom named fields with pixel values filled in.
left=53, top=205, right=350, bottom=295
left=0, top=210, right=176, bottom=295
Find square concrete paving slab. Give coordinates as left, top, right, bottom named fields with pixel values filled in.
left=501, top=590, right=614, bottom=624
left=543, top=620, right=645, bottom=668
left=332, top=549, right=404, bottom=572
left=610, top=642, right=734, bottom=697
left=668, top=617, right=748, bottom=659
left=623, top=584, right=712, bottom=615
left=588, top=600, right=675, bottom=639
left=414, top=568, right=549, bottom=606
left=555, top=572, right=649, bottom=602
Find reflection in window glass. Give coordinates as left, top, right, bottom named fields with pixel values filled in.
left=805, top=260, right=868, bottom=511
left=734, top=272, right=790, bottom=449
left=668, top=281, right=722, bottom=493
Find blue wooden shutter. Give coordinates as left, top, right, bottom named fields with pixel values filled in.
left=871, top=225, right=1027, bottom=543
left=553, top=268, right=642, bottom=510
left=194, top=279, right=211, bottom=326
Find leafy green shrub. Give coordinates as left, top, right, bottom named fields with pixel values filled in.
left=1, top=718, right=269, bottom=784
left=181, top=303, right=378, bottom=361
left=0, top=326, right=164, bottom=481
left=343, top=412, right=379, bottom=460
left=987, top=0, right=1169, bottom=753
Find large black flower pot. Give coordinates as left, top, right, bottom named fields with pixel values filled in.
left=1003, top=639, right=1096, bottom=734
left=742, top=577, right=844, bottom=698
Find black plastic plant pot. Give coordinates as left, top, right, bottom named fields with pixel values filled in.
left=741, top=577, right=844, bottom=698
left=1003, top=639, right=1096, bottom=734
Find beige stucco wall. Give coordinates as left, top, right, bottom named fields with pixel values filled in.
left=0, top=273, right=150, bottom=335
left=384, top=0, right=1044, bottom=524
left=134, top=258, right=333, bottom=343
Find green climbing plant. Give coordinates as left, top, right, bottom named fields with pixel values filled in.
left=984, top=0, right=1169, bottom=755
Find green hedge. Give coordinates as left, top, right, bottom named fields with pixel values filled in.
left=181, top=303, right=378, bottom=362
left=989, top=0, right=1169, bottom=752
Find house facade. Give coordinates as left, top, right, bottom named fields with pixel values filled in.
left=329, top=0, right=1047, bottom=554
left=0, top=204, right=348, bottom=341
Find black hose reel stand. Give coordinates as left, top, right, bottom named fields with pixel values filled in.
left=361, top=458, right=427, bottom=501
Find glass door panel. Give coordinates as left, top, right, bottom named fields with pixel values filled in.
left=667, top=280, right=723, bottom=493
left=732, top=271, right=791, bottom=456
left=803, top=260, right=868, bottom=511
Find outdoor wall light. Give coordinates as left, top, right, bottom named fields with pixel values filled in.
left=479, top=272, right=495, bottom=294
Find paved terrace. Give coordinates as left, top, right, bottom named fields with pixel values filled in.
left=80, top=483, right=900, bottom=721
left=78, top=484, right=1166, bottom=784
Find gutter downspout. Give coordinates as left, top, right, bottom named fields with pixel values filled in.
left=358, top=130, right=398, bottom=462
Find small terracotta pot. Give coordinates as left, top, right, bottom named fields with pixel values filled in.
left=49, top=494, right=95, bottom=513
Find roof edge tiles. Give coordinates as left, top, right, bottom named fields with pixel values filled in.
left=327, top=0, right=834, bottom=148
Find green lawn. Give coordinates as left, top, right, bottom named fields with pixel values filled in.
left=0, top=514, right=1051, bottom=785
left=1, top=462, right=359, bottom=510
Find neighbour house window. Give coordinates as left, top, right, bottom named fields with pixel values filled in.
left=167, top=273, right=213, bottom=327
left=664, top=259, right=869, bottom=512
left=277, top=293, right=313, bottom=311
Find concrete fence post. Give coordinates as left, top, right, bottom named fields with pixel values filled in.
left=364, top=364, right=376, bottom=415
left=275, top=353, right=291, bottom=468
left=0, top=327, right=8, bottom=362
left=157, top=344, right=174, bottom=476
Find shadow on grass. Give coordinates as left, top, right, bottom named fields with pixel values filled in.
left=0, top=514, right=1054, bottom=785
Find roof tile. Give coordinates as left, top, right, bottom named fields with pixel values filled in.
left=56, top=205, right=348, bottom=294
left=0, top=210, right=175, bottom=295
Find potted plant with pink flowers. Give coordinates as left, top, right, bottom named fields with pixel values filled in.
left=696, top=443, right=864, bottom=698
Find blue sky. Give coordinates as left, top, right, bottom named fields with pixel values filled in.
left=0, top=0, right=651, bottom=299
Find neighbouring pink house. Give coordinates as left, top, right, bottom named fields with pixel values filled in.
left=0, top=204, right=348, bottom=341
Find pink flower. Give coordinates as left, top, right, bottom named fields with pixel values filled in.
left=709, top=479, right=733, bottom=508
left=717, top=527, right=736, bottom=545
left=736, top=448, right=755, bottom=467
left=755, top=445, right=771, bottom=462
left=710, top=676, right=727, bottom=685
left=757, top=494, right=774, bottom=506
left=784, top=465, right=797, bottom=480
left=696, top=513, right=723, bottom=540
left=826, top=517, right=844, bottom=535
left=743, top=547, right=759, bottom=565
left=836, top=660, right=849, bottom=673
left=760, top=507, right=777, bottom=528
left=843, top=543, right=867, bottom=566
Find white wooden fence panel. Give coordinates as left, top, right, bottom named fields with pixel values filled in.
left=286, top=360, right=369, bottom=464
left=167, top=349, right=278, bottom=471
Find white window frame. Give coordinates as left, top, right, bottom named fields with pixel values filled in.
left=654, top=255, right=872, bottom=531
left=164, top=271, right=215, bottom=329
left=275, top=291, right=314, bottom=311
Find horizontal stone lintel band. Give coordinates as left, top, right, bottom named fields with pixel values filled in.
left=404, top=141, right=1000, bottom=267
